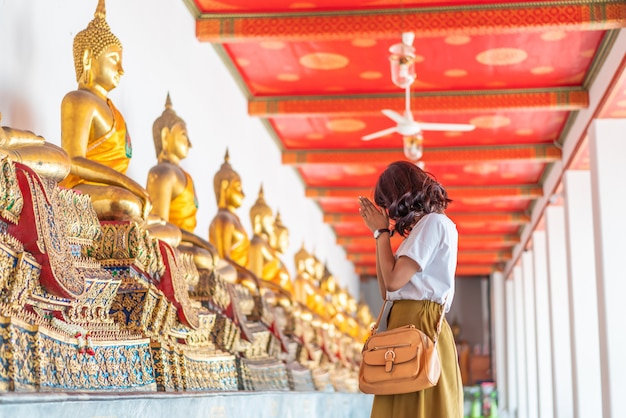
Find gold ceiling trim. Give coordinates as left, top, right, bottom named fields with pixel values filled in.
left=196, top=0, right=625, bottom=19
left=249, top=87, right=588, bottom=103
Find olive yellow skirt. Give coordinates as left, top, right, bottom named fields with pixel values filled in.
left=370, top=300, right=463, bottom=418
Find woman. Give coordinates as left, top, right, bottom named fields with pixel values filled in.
left=358, top=161, right=463, bottom=418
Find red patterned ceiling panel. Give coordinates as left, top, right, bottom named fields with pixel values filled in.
left=271, top=110, right=568, bottom=150
left=224, top=31, right=604, bottom=96
left=333, top=221, right=520, bottom=237
left=297, top=160, right=545, bottom=187
left=317, top=197, right=531, bottom=214
left=195, top=0, right=546, bottom=13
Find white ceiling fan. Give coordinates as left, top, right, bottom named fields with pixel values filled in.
left=361, top=32, right=476, bottom=158
left=361, top=85, right=476, bottom=141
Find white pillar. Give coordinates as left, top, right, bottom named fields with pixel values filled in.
left=588, top=119, right=626, bottom=418
left=531, top=230, right=554, bottom=418
left=563, top=170, right=603, bottom=418
left=481, top=278, right=490, bottom=356
left=491, top=271, right=507, bottom=413
left=521, top=251, right=539, bottom=417
left=544, top=205, right=574, bottom=418
left=513, top=265, right=527, bottom=418
left=505, top=277, right=518, bottom=417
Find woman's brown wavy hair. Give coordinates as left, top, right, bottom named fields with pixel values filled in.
left=374, top=161, right=451, bottom=237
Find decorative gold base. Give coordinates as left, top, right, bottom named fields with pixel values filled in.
left=237, top=357, right=290, bottom=391
left=150, top=340, right=238, bottom=392
left=0, top=315, right=156, bottom=392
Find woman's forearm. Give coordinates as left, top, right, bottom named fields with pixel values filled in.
left=375, top=232, right=395, bottom=291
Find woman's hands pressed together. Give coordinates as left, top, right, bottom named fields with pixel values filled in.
left=358, top=196, right=389, bottom=233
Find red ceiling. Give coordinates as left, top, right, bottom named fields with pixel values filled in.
left=224, top=31, right=604, bottom=96
left=187, top=0, right=626, bottom=278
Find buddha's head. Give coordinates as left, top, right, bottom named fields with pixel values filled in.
left=153, top=93, right=190, bottom=163
left=320, top=266, right=336, bottom=294
left=273, top=210, right=289, bottom=254
left=73, top=0, right=123, bottom=89
left=294, top=243, right=315, bottom=277
left=312, top=255, right=325, bottom=285
left=249, top=184, right=274, bottom=239
left=214, top=149, right=244, bottom=210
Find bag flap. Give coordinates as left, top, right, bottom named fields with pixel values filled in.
left=362, top=327, right=429, bottom=366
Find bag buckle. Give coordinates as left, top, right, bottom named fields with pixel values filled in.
left=384, top=349, right=396, bottom=372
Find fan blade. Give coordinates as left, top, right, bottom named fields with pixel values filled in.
left=362, top=127, right=399, bottom=141
left=381, top=109, right=406, bottom=124
left=418, top=122, right=476, bottom=132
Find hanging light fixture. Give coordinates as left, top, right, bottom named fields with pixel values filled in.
left=389, top=32, right=416, bottom=89
left=402, top=133, right=423, bottom=161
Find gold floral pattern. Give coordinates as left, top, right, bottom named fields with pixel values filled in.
left=0, top=158, right=23, bottom=224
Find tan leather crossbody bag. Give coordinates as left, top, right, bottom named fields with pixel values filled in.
left=358, top=300, right=445, bottom=395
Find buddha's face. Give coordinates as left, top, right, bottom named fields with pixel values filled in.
left=314, top=260, right=324, bottom=281
left=275, top=229, right=289, bottom=253
left=261, top=214, right=275, bottom=238
left=225, top=178, right=244, bottom=208
left=304, top=256, right=316, bottom=278
left=91, top=45, right=124, bottom=91
left=169, top=123, right=190, bottom=160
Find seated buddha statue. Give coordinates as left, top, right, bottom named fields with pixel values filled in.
left=146, top=94, right=219, bottom=268
left=208, top=150, right=251, bottom=284
left=271, top=211, right=294, bottom=294
left=0, top=113, right=71, bottom=183
left=293, top=244, right=325, bottom=315
left=247, top=186, right=293, bottom=294
left=310, top=255, right=330, bottom=318
left=59, top=0, right=150, bottom=222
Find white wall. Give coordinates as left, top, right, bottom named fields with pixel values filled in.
left=0, top=0, right=359, bottom=295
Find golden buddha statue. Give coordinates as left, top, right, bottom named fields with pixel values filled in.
left=146, top=94, right=220, bottom=268
left=319, top=265, right=338, bottom=318
left=271, top=211, right=294, bottom=293
left=0, top=113, right=71, bottom=182
left=247, top=186, right=294, bottom=294
left=208, top=150, right=249, bottom=268
left=293, top=244, right=325, bottom=315
left=59, top=0, right=150, bottom=221
left=247, top=185, right=277, bottom=277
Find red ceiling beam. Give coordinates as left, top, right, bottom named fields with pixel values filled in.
left=338, top=234, right=520, bottom=249
left=325, top=212, right=530, bottom=225
left=349, top=250, right=512, bottom=265
left=283, top=144, right=561, bottom=166
left=249, top=89, right=589, bottom=117
left=308, top=185, right=543, bottom=200
left=356, top=264, right=495, bottom=277
left=341, top=240, right=518, bottom=253
left=195, top=3, right=626, bottom=42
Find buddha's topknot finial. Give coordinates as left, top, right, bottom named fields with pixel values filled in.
left=94, top=0, right=106, bottom=19
left=294, top=242, right=311, bottom=271
left=275, top=210, right=285, bottom=230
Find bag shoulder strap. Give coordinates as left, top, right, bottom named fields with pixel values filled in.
left=372, top=296, right=449, bottom=342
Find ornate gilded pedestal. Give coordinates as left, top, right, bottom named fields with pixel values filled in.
left=0, top=159, right=155, bottom=392
left=0, top=158, right=240, bottom=393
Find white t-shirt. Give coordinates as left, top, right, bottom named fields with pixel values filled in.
left=387, top=213, right=458, bottom=312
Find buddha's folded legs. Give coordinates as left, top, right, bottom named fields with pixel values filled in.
left=74, top=183, right=143, bottom=222
left=178, top=241, right=216, bottom=271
